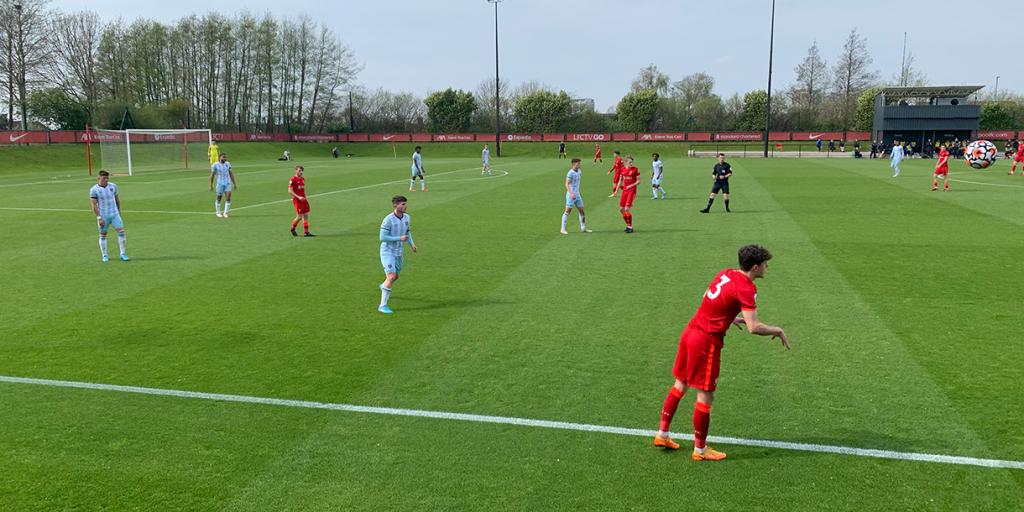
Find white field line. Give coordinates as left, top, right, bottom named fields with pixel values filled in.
left=0, top=165, right=279, bottom=189
left=0, top=169, right=511, bottom=216
left=948, top=177, right=1024, bottom=189
left=1, top=374, right=1021, bottom=470
left=0, top=207, right=210, bottom=215
left=230, top=167, right=509, bottom=212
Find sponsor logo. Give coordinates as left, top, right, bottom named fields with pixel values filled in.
left=809, top=133, right=823, bottom=140
left=382, top=135, right=396, bottom=141
left=9, top=133, right=28, bottom=143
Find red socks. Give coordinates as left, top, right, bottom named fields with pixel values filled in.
left=291, top=219, right=299, bottom=229
left=693, top=401, right=712, bottom=449
left=659, top=387, right=683, bottom=432
left=302, top=220, right=309, bottom=233
left=622, top=212, right=632, bottom=227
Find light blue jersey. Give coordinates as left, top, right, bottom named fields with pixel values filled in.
left=565, top=168, right=583, bottom=208
left=482, top=148, right=490, bottom=164
left=90, top=182, right=123, bottom=233
left=891, top=145, right=904, bottom=161
left=212, top=162, right=233, bottom=184
left=380, top=212, right=412, bottom=275
left=89, top=183, right=120, bottom=217
left=411, top=152, right=423, bottom=176
left=380, top=212, right=412, bottom=257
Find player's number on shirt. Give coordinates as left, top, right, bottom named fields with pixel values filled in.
left=706, top=275, right=731, bottom=300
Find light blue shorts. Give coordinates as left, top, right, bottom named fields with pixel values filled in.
left=891, top=158, right=902, bottom=168
left=565, top=193, right=583, bottom=208
left=216, top=182, right=233, bottom=194
left=483, top=158, right=490, bottom=166
left=411, top=166, right=423, bottom=178
left=381, top=253, right=403, bottom=275
left=97, top=213, right=124, bottom=234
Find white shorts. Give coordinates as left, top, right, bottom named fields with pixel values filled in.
left=651, top=177, right=662, bottom=186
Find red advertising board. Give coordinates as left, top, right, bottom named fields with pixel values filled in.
left=977, top=130, right=1015, bottom=140
left=714, top=132, right=761, bottom=141
left=503, top=133, right=542, bottom=142
left=435, top=133, right=475, bottom=142
left=348, top=133, right=369, bottom=142
left=792, top=131, right=843, bottom=141
left=768, top=131, right=791, bottom=141
left=638, top=132, right=686, bottom=141
left=410, top=133, right=432, bottom=142
left=543, top=133, right=564, bottom=142
left=565, top=133, right=610, bottom=142
left=48, top=131, right=77, bottom=143
left=475, top=133, right=496, bottom=142
left=612, top=132, right=636, bottom=141
left=247, top=134, right=274, bottom=141
left=369, top=133, right=411, bottom=142
left=0, top=131, right=49, bottom=144
left=844, top=131, right=870, bottom=141
left=685, top=132, right=711, bottom=141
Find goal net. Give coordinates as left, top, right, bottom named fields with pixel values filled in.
left=91, top=129, right=213, bottom=176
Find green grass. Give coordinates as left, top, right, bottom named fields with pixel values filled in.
left=1, top=143, right=1022, bottom=510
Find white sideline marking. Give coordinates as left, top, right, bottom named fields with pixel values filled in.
left=0, top=207, right=210, bottom=215
left=948, top=177, right=1024, bottom=189
left=1, top=374, right=1021, bottom=470
left=231, top=166, right=510, bottom=212
left=0, top=168, right=511, bottom=216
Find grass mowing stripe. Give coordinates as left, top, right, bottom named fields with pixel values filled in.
left=2, top=374, right=1021, bottom=470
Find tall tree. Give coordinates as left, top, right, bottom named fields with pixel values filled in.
left=424, top=88, right=476, bottom=133
left=831, top=28, right=879, bottom=129
left=740, top=90, right=768, bottom=131
left=630, top=64, right=670, bottom=95
left=616, top=89, right=659, bottom=131
left=893, top=51, right=927, bottom=87
left=513, top=90, right=571, bottom=133
left=790, top=41, right=829, bottom=128
left=47, top=11, right=100, bottom=124
left=2, top=0, right=52, bottom=129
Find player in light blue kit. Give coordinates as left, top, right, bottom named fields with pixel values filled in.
left=651, top=152, right=667, bottom=199
left=378, top=195, right=418, bottom=314
left=210, top=153, right=237, bottom=217
left=890, top=141, right=904, bottom=177
left=410, top=146, right=427, bottom=192
left=482, top=144, right=491, bottom=176
left=561, top=158, right=591, bottom=235
left=89, top=170, right=129, bottom=262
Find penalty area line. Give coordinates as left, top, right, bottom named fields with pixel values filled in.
left=0, top=374, right=1021, bottom=470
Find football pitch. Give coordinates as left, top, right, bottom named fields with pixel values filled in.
left=1, top=142, right=1022, bottom=510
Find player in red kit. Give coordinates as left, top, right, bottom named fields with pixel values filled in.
left=1011, top=141, right=1024, bottom=175
left=617, top=156, right=640, bottom=233
left=932, top=145, right=950, bottom=191
left=594, top=143, right=602, bottom=163
left=653, top=245, right=790, bottom=461
left=289, top=165, right=315, bottom=237
left=607, top=151, right=624, bottom=197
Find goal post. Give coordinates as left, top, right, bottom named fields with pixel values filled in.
left=91, top=128, right=214, bottom=176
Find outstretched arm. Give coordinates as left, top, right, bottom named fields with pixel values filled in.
left=734, top=309, right=790, bottom=349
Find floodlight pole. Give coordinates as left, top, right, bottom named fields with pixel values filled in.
left=763, top=0, right=775, bottom=158
left=488, top=0, right=502, bottom=157
left=994, top=76, right=1000, bottom=99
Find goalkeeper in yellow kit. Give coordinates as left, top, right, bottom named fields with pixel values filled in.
left=208, top=141, right=220, bottom=164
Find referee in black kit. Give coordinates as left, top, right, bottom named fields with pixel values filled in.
left=700, top=153, right=732, bottom=213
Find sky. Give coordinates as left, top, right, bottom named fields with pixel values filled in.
left=51, top=0, right=1021, bottom=111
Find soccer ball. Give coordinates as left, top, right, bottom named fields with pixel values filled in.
left=965, top=140, right=997, bottom=169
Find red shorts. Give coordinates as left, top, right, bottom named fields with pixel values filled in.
left=934, top=167, right=948, bottom=177
left=619, top=188, right=636, bottom=207
left=595, top=152, right=602, bottom=158
left=293, top=198, right=310, bottom=214
left=611, top=171, right=620, bottom=184
left=672, top=327, right=723, bottom=392
left=1015, top=154, right=1024, bottom=163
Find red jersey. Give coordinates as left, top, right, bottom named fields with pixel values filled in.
left=936, top=149, right=949, bottom=169
left=686, top=269, right=757, bottom=337
left=289, top=175, right=306, bottom=198
left=1016, top=145, right=1024, bottom=158
left=610, top=156, right=623, bottom=171
left=619, top=166, right=640, bottom=188
left=595, top=145, right=602, bottom=155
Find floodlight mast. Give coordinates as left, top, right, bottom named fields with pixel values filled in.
left=488, top=0, right=502, bottom=157
left=763, top=0, right=776, bottom=158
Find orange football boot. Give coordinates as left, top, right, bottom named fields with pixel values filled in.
left=691, top=447, right=727, bottom=461
left=653, top=435, right=680, bottom=450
